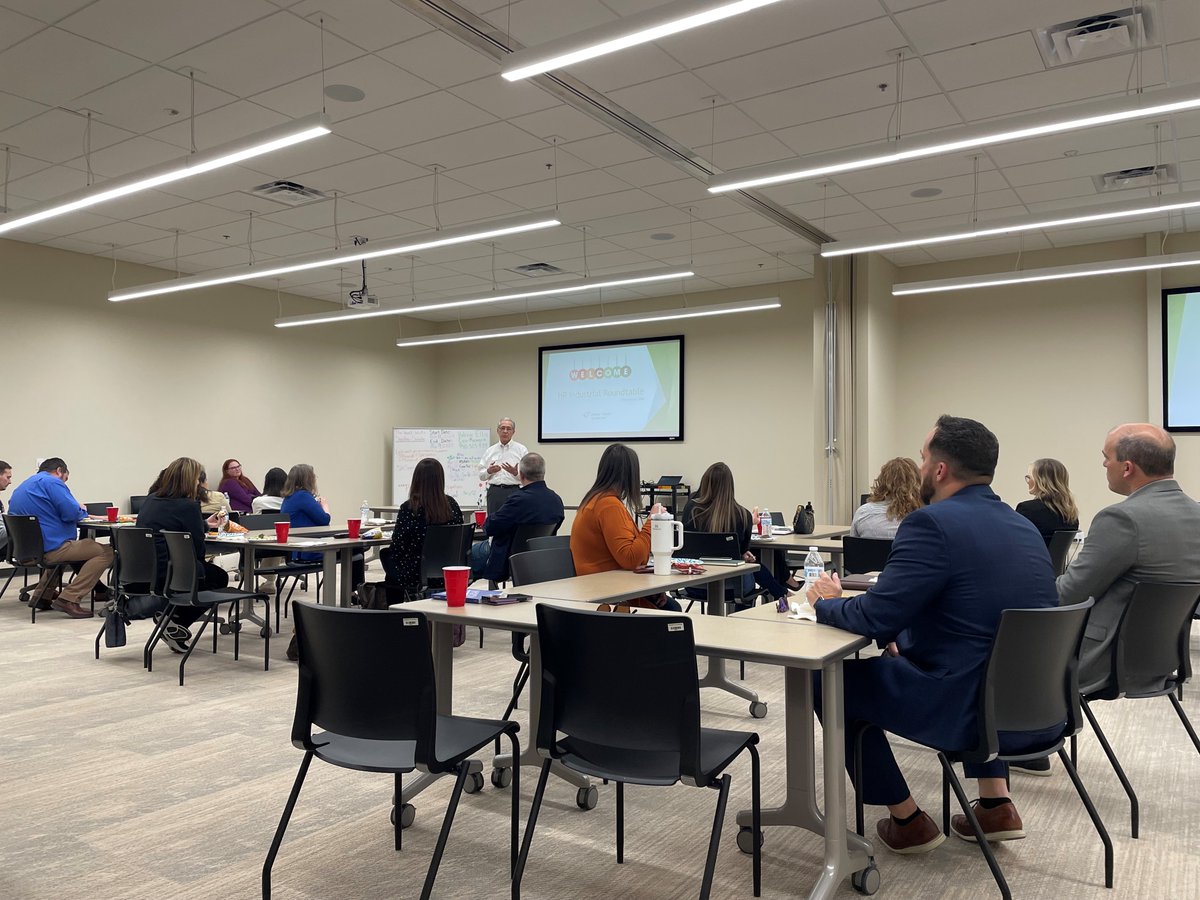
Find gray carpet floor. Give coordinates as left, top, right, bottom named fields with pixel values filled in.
left=2, top=571, right=1197, bottom=899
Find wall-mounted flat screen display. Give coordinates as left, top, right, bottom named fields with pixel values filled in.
left=1164, top=286, right=1200, bottom=432
left=539, top=335, right=684, bottom=442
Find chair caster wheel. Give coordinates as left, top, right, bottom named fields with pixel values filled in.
left=576, top=785, right=598, bottom=810
left=736, top=826, right=764, bottom=854
left=219, top=622, right=242, bottom=635
left=463, top=771, right=485, bottom=794
left=749, top=700, right=768, bottom=719
left=390, top=803, right=416, bottom=828
left=852, top=859, right=880, bottom=895
left=260, top=626, right=271, bottom=639
left=491, top=767, right=512, bottom=789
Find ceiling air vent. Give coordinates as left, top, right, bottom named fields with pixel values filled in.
left=1092, top=163, right=1174, bottom=193
left=251, top=179, right=327, bottom=207
left=1035, top=5, right=1155, bottom=68
left=509, top=262, right=566, bottom=277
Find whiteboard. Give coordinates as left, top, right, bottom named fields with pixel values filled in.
left=392, top=427, right=491, bottom=508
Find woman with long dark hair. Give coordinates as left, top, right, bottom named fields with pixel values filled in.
left=383, top=458, right=463, bottom=598
left=251, top=467, right=287, bottom=514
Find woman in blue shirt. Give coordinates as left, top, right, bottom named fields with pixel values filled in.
left=279, top=464, right=364, bottom=587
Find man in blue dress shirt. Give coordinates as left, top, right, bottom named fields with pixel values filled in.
left=808, top=416, right=1057, bottom=854
left=9, top=457, right=112, bottom=618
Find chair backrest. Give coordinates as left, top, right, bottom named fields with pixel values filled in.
left=680, top=530, right=739, bottom=560
left=509, top=548, right=576, bottom=586
left=112, top=527, right=157, bottom=591
left=292, top=603, right=437, bottom=760
left=526, top=534, right=570, bottom=552
left=240, top=512, right=288, bottom=531
left=841, top=536, right=892, bottom=574
left=419, top=523, right=474, bottom=584
left=3, top=514, right=45, bottom=564
left=1047, top=530, right=1077, bottom=577
left=970, top=600, right=1094, bottom=761
left=534, top=604, right=703, bottom=780
left=129, top=495, right=148, bottom=514
left=1113, top=582, right=1200, bottom=697
left=508, top=522, right=558, bottom=560
left=85, top=502, right=114, bottom=516
left=161, top=530, right=199, bottom=600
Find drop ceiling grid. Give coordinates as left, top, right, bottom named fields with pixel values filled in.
left=0, top=0, right=1197, bottom=317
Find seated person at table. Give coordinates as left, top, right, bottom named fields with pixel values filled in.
left=134, top=457, right=230, bottom=652
left=197, top=471, right=230, bottom=519
left=469, top=452, right=564, bottom=581
left=681, top=462, right=788, bottom=606
left=279, top=464, right=364, bottom=587
left=1015, top=457, right=1079, bottom=546
left=383, top=458, right=463, bottom=599
left=251, top=467, right=287, bottom=514
left=0, top=459, right=11, bottom=560
left=8, top=457, right=112, bottom=618
left=569, top=443, right=680, bottom=611
left=850, top=457, right=922, bottom=540
left=808, top=415, right=1057, bottom=852
left=219, top=458, right=262, bottom=514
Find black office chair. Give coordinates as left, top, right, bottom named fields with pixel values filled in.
left=1, top=527, right=35, bottom=602
left=418, top=524, right=474, bottom=592
left=129, top=495, right=148, bottom=515
left=84, top=502, right=114, bottom=516
left=239, top=513, right=319, bottom=630
left=841, top=537, right=892, bottom=575
left=3, top=514, right=70, bottom=622
left=678, top=531, right=765, bottom=614
left=94, top=526, right=164, bottom=665
left=851, top=600, right=1111, bottom=898
left=1070, top=582, right=1200, bottom=839
left=526, top=534, right=570, bottom=551
left=149, top=531, right=270, bottom=685
left=263, top=604, right=521, bottom=900
left=500, top=548, right=578, bottom=728
left=1048, top=530, right=1078, bottom=577
left=513, top=605, right=761, bottom=900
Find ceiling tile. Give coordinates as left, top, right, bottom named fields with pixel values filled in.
left=0, top=88, right=48, bottom=130
left=251, top=55, right=435, bottom=122
left=285, top=0, right=433, bottom=52
left=337, top=92, right=495, bottom=152
left=1, top=107, right=131, bottom=165
left=449, top=75, right=558, bottom=121
left=58, top=0, right=277, bottom=62
left=74, top=66, right=238, bottom=135
left=132, top=200, right=246, bottom=233
left=346, top=174, right=475, bottom=215
left=773, top=93, right=961, bottom=157
left=562, top=133, right=650, bottom=169
left=377, top=30, right=499, bottom=88
left=508, top=105, right=609, bottom=142
left=923, top=32, right=1045, bottom=92
left=85, top=135, right=188, bottom=178
left=498, top=0, right=615, bottom=45
left=294, top=152, right=429, bottom=197
left=896, top=0, right=1120, bottom=55
left=568, top=44, right=684, bottom=93
left=609, top=71, right=725, bottom=121
left=0, top=27, right=146, bottom=107
left=0, top=0, right=94, bottom=25
left=240, top=134, right=374, bottom=182
left=0, top=6, right=45, bottom=53
left=394, top=121, right=548, bottom=172
left=148, top=100, right=290, bottom=154
left=709, top=131, right=793, bottom=170
left=68, top=219, right=174, bottom=246
left=451, top=147, right=587, bottom=194
left=604, top=157, right=686, bottom=188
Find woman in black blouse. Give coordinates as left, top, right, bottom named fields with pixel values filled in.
left=1015, top=457, right=1080, bottom=545
left=383, top=458, right=463, bottom=599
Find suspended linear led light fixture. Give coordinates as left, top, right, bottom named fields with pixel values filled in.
left=821, top=192, right=1200, bottom=258
left=108, top=213, right=560, bottom=302
left=710, top=82, right=1200, bottom=193
left=0, top=114, right=332, bottom=236
left=892, top=250, right=1200, bottom=296
left=501, top=0, right=788, bottom=81
left=274, top=268, right=695, bottom=328
left=395, top=298, right=781, bottom=348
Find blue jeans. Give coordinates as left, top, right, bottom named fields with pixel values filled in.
left=470, top=539, right=490, bottom=578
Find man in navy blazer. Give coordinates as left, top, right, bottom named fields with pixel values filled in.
left=809, top=415, right=1058, bottom=854
left=470, top=452, right=564, bottom=582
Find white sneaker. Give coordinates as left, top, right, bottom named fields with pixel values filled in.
left=161, top=622, right=192, bottom=654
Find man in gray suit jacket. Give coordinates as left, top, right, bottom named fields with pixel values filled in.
left=1058, top=423, right=1200, bottom=692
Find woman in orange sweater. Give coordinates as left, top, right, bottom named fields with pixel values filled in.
left=570, top=444, right=681, bottom=610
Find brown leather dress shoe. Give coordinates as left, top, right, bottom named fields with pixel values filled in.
left=875, top=811, right=946, bottom=854
left=51, top=597, right=94, bottom=619
left=951, top=800, right=1025, bottom=842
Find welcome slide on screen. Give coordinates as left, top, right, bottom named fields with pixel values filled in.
left=1165, top=290, right=1200, bottom=430
left=540, top=338, right=682, bottom=440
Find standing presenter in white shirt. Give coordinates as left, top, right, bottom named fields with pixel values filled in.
left=479, top=417, right=529, bottom=517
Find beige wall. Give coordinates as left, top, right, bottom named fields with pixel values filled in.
left=0, top=238, right=435, bottom=520
left=428, top=280, right=819, bottom=524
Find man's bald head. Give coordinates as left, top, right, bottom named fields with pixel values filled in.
left=1102, top=423, right=1175, bottom=495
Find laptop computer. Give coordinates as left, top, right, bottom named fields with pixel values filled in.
left=655, top=475, right=684, bottom=486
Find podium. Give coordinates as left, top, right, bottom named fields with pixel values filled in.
left=640, top=482, right=691, bottom=516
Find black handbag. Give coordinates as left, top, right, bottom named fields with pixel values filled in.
left=793, top=502, right=815, bottom=535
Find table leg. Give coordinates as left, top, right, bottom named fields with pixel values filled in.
left=492, top=632, right=590, bottom=790
left=239, top=547, right=267, bottom=631
left=339, top=547, right=354, bottom=607
left=696, top=575, right=762, bottom=708
left=735, top=664, right=871, bottom=898
left=320, top=552, right=337, bottom=606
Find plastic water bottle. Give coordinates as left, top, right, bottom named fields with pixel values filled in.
left=789, top=546, right=824, bottom=618
left=759, top=507, right=772, bottom=539
left=360, top=500, right=370, bottom=527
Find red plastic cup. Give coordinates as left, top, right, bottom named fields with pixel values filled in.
left=347, top=518, right=361, bottom=539
left=443, top=566, right=470, bottom=607
left=106, top=507, right=118, bottom=522
left=274, top=521, right=290, bottom=543
left=474, top=510, right=486, bottom=527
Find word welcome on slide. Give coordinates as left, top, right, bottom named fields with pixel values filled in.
left=539, top=335, right=684, bottom=442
